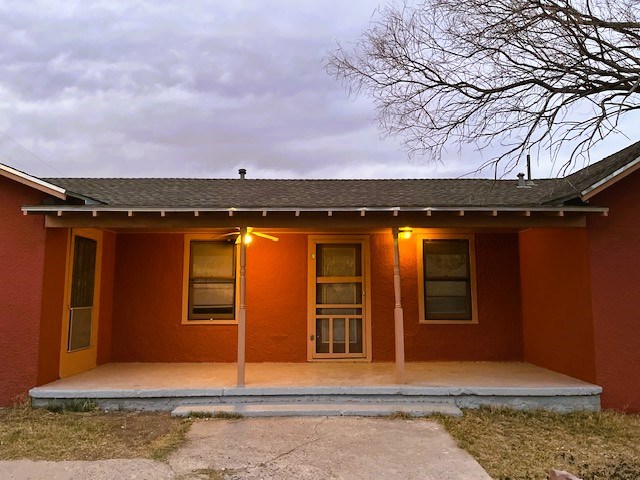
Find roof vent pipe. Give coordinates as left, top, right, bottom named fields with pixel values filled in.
left=238, top=168, right=247, bottom=179
left=517, top=172, right=531, bottom=189
left=526, top=154, right=536, bottom=186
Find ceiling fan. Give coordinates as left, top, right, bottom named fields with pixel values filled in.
left=216, top=227, right=279, bottom=244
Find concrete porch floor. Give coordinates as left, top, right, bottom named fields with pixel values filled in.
left=32, top=361, right=597, bottom=391
left=29, top=362, right=602, bottom=413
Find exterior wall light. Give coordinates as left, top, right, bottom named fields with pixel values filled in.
left=399, top=227, right=413, bottom=239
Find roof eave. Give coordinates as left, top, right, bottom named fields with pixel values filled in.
left=580, top=155, right=640, bottom=201
left=20, top=205, right=610, bottom=215
left=0, top=164, right=67, bottom=200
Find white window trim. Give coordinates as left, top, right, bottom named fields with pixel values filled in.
left=417, top=233, right=479, bottom=325
left=182, top=233, right=239, bottom=325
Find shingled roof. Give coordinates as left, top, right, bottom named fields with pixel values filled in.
left=563, top=140, right=640, bottom=198
left=44, top=177, right=571, bottom=209
left=37, top=140, right=639, bottom=210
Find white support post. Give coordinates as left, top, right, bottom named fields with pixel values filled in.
left=392, top=228, right=406, bottom=384
left=237, top=226, right=248, bottom=387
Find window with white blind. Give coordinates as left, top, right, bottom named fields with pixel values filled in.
left=182, top=235, right=237, bottom=324
left=418, top=234, right=478, bottom=324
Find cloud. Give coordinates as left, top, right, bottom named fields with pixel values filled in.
left=0, top=0, right=636, bottom=179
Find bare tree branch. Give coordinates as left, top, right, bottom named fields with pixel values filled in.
left=325, top=0, right=640, bottom=173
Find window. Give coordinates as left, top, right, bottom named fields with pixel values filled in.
left=182, top=235, right=237, bottom=324
left=418, top=234, right=478, bottom=324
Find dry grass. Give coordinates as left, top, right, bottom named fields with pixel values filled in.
left=0, top=404, right=191, bottom=461
left=436, top=407, right=640, bottom=480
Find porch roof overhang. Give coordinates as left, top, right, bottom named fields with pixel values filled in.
left=22, top=204, right=609, bottom=230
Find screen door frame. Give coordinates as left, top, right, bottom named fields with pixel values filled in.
left=307, top=235, right=372, bottom=362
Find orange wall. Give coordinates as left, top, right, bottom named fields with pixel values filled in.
left=371, top=233, right=523, bottom=361
left=111, top=231, right=522, bottom=363
left=111, top=233, right=308, bottom=362
left=588, top=171, right=640, bottom=411
left=36, top=228, right=117, bottom=385
left=0, top=177, right=47, bottom=405
left=97, top=230, right=116, bottom=365
left=519, top=228, right=596, bottom=383
left=36, top=228, right=68, bottom=385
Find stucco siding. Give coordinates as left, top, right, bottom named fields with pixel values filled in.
left=588, top=170, right=640, bottom=411
left=110, top=231, right=523, bottom=363
left=519, top=228, right=597, bottom=383
left=0, top=177, right=47, bottom=405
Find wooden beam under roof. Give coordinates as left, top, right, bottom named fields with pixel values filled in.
left=41, top=209, right=593, bottom=230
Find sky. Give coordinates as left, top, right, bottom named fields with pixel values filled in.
left=0, top=0, right=637, bottom=180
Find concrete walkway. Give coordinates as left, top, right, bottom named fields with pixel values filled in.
left=0, top=417, right=491, bottom=480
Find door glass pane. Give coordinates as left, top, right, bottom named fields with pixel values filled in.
left=317, top=245, right=361, bottom=277
left=68, top=307, right=92, bottom=351
left=316, top=283, right=362, bottom=305
left=70, top=236, right=97, bottom=308
left=333, top=318, right=346, bottom=353
left=316, top=318, right=329, bottom=353
left=191, top=242, right=234, bottom=278
left=349, top=318, right=363, bottom=353
left=316, top=308, right=362, bottom=315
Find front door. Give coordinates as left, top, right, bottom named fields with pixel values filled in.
left=59, top=228, right=103, bottom=377
left=308, top=235, right=371, bottom=360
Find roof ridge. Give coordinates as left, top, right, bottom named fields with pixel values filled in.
left=43, top=176, right=563, bottom=182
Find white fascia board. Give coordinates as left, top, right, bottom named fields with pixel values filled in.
left=0, top=163, right=66, bottom=199
left=20, top=205, right=610, bottom=214
left=581, top=155, right=640, bottom=200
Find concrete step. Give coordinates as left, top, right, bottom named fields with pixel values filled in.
left=171, top=402, right=463, bottom=418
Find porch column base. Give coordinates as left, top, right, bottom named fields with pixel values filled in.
left=394, top=306, right=405, bottom=384
left=237, top=307, right=246, bottom=387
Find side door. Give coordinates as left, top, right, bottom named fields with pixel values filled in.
left=59, top=228, right=103, bottom=377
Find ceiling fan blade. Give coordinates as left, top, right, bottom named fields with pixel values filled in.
left=212, top=232, right=239, bottom=241
left=253, top=232, right=279, bottom=242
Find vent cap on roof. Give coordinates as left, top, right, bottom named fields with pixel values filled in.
left=238, top=168, right=247, bottom=179
left=517, top=172, right=531, bottom=189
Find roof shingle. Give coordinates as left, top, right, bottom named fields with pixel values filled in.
left=41, top=140, right=640, bottom=209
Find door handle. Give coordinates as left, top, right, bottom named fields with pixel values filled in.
left=310, top=335, right=315, bottom=341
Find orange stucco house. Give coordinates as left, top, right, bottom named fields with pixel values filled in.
left=1, top=141, right=639, bottom=413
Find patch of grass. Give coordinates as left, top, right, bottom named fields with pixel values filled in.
left=0, top=404, right=192, bottom=461
left=387, top=411, right=414, bottom=420
left=211, top=411, right=242, bottom=420
left=45, top=399, right=98, bottom=413
left=435, top=407, right=640, bottom=480
left=188, top=411, right=242, bottom=420
left=187, top=411, right=216, bottom=419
